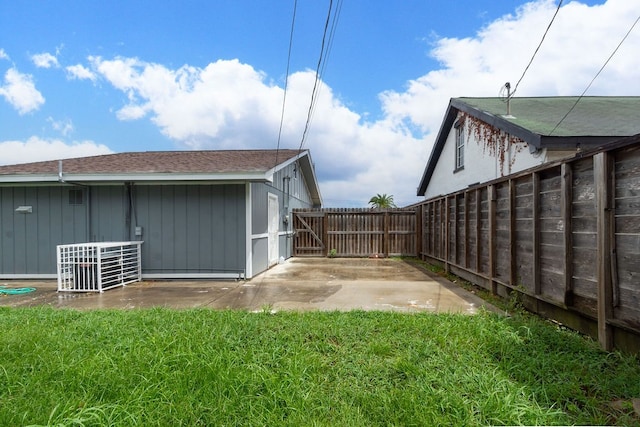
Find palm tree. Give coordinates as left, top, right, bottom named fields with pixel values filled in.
left=368, top=193, right=396, bottom=209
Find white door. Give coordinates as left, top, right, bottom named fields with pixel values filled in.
left=268, top=193, right=280, bottom=266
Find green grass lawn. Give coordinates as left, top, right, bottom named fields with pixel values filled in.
left=1, top=307, right=639, bottom=426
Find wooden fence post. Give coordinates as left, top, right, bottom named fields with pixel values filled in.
left=429, top=203, right=435, bottom=257
left=595, top=152, right=614, bottom=351
left=488, top=185, right=497, bottom=294
left=561, top=163, right=574, bottom=306
left=452, top=195, right=458, bottom=266
left=509, top=179, right=517, bottom=287
left=476, top=188, right=481, bottom=271
left=438, top=197, right=448, bottom=260
left=322, top=211, right=329, bottom=257
left=532, top=172, right=541, bottom=296
left=416, top=204, right=423, bottom=259
left=383, top=210, right=389, bottom=257
left=464, top=191, right=469, bottom=268
left=444, top=197, right=450, bottom=273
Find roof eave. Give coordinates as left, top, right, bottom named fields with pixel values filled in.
left=417, top=100, right=458, bottom=196
left=0, top=175, right=60, bottom=183
left=0, top=171, right=273, bottom=184
left=296, top=152, right=323, bottom=207
left=539, top=135, right=623, bottom=149
left=263, top=150, right=322, bottom=206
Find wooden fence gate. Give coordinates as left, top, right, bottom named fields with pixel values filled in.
left=292, top=210, right=326, bottom=256
left=293, top=208, right=418, bottom=257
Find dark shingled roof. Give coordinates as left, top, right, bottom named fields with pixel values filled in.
left=0, top=149, right=303, bottom=175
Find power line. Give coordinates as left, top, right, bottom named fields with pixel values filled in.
left=511, top=0, right=564, bottom=98
left=310, top=0, right=343, bottom=129
left=274, top=0, right=298, bottom=167
left=323, top=0, right=343, bottom=79
left=550, top=12, right=640, bottom=135
left=297, top=0, right=339, bottom=153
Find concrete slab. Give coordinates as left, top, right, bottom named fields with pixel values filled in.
left=0, top=258, right=499, bottom=313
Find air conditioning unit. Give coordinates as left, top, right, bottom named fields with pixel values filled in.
left=56, top=241, right=143, bottom=292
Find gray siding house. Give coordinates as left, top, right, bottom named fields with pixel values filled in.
left=0, top=149, right=321, bottom=279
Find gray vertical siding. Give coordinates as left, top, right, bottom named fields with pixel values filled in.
left=89, top=186, right=127, bottom=242
left=250, top=161, right=316, bottom=275
left=134, top=184, right=246, bottom=275
left=270, top=162, right=314, bottom=207
left=251, top=183, right=268, bottom=236
left=251, top=237, right=269, bottom=276
left=1, top=159, right=314, bottom=278
left=0, top=186, right=87, bottom=275
left=0, top=183, right=247, bottom=277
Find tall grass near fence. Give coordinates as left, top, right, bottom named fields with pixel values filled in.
left=1, top=307, right=639, bottom=426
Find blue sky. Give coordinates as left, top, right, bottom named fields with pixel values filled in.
left=1, top=0, right=638, bottom=206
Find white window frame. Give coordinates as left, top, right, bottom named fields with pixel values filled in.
left=454, top=121, right=465, bottom=172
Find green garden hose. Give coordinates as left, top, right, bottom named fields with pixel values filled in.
left=0, top=285, right=36, bottom=295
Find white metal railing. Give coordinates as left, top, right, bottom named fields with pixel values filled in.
left=57, top=241, right=143, bottom=292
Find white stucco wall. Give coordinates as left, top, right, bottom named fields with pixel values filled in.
left=423, top=113, right=549, bottom=199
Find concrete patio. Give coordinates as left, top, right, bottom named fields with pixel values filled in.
left=0, top=257, right=499, bottom=313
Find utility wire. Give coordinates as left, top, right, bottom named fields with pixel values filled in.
left=274, top=0, right=298, bottom=167
left=550, top=12, right=640, bottom=135
left=298, top=0, right=336, bottom=153
left=510, top=0, right=563, bottom=98
left=322, top=0, right=342, bottom=79
left=310, top=0, right=343, bottom=127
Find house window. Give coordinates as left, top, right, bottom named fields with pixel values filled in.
left=454, top=121, right=464, bottom=172
left=69, top=189, right=84, bottom=205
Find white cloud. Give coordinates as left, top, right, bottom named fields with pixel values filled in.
left=372, top=0, right=640, bottom=206
left=116, top=103, right=147, bottom=120
left=0, top=137, right=113, bottom=165
left=47, top=117, right=74, bottom=136
left=0, top=68, right=45, bottom=114
left=380, top=0, right=640, bottom=133
left=73, top=0, right=640, bottom=207
left=86, top=55, right=425, bottom=205
left=0, top=48, right=8, bottom=60
left=89, top=56, right=282, bottom=148
left=31, top=52, right=59, bottom=68
left=66, top=64, right=97, bottom=81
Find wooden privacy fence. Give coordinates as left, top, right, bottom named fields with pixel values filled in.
left=293, top=208, right=418, bottom=257
left=417, top=135, right=640, bottom=353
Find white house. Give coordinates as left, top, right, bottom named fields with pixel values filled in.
left=417, top=96, right=640, bottom=199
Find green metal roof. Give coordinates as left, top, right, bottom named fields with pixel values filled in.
left=456, top=96, right=640, bottom=137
